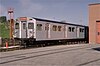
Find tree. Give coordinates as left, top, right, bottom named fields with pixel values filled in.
left=0, top=16, right=7, bottom=23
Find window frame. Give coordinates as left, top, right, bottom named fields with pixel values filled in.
left=23, top=23, right=26, bottom=29
left=45, top=23, right=49, bottom=30
left=15, top=23, right=19, bottom=29
left=52, top=25, right=57, bottom=31
left=80, top=28, right=84, bottom=32
left=68, top=27, right=71, bottom=32
left=28, top=23, right=34, bottom=29
left=98, top=32, right=100, bottom=35
left=37, top=24, right=42, bottom=31
left=72, top=27, right=75, bottom=32
left=58, top=26, right=62, bottom=31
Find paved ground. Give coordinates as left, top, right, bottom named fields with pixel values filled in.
left=0, top=44, right=100, bottom=66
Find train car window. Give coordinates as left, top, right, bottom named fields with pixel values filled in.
left=37, top=24, right=42, bottom=31
left=68, top=27, right=71, bottom=32
left=15, top=23, right=19, bottom=29
left=52, top=25, right=57, bottom=31
left=80, top=28, right=84, bottom=32
left=58, top=26, right=62, bottom=31
left=72, top=27, right=75, bottom=32
left=82, top=29, right=84, bottom=32
left=23, top=23, right=26, bottom=29
left=80, top=28, right=82, bottom=32
left=28, top=23, right=34, bottom=29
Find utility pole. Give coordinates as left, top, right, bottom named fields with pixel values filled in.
left=8, top=8, right=14, bottom=39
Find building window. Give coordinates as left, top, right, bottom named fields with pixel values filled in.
left=58, top=26, right=62, bottom=31
left=52, top=25, right=57, bottom=31
left=37, top=24, right=42, bottom=31
left=98, top=32, right=100, bottom=35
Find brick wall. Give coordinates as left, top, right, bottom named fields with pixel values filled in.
left=89, top=3, right=100, bottom=44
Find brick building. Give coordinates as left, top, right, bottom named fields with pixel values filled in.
left=89, top=3, right=100, bottom=44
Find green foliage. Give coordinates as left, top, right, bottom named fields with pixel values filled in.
left=0, top=16, right=7, bottom=23
left=0, top=23, right=9, bottom=38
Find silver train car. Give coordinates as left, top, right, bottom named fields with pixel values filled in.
left=13, top=17, right=88, bottom=46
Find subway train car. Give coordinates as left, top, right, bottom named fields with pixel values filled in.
left=13, top=17, right=88, bottom=46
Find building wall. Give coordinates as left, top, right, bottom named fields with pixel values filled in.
left=89, top=3, right=100, bottom=44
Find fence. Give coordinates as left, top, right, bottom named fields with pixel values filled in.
left=0, top=38, right=21, bottom=47
left=0, top=37, right=1, bottom=46
left=0, top=38, right=22, bottom=52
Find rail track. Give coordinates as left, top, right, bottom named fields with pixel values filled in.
left=0, top=37, right=87, bottom=52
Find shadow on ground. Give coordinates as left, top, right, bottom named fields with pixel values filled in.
left=92, top=47, right=100, bottom=51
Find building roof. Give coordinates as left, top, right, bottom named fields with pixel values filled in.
left=89, top=3, right=100, bottom=6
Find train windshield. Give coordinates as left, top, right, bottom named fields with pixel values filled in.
left=15, top=23, right=19, bottom=29
left=28, top=23, right=34, bottom=29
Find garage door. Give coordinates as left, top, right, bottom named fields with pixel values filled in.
left=96, top=21, right=100, bottom=44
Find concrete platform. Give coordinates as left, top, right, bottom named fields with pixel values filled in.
left=0, top=45, right=20, bottom=49
left=0, top=44, right=100, bottom=66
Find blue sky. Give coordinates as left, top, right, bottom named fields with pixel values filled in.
left=0, top=0, right=100, bottom=25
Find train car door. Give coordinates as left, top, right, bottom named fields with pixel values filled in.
left=76, top=27, right=80, bottom=38
left=15, top=22, right=19, bottom=38
left=21, top=21, right=27, bottom=38
left=45, top=23, right=50, bottom=38
left=96, top=21, right=100, bottom=44
left=64, top=25, right=67, bottom=38
left=27, top=22, right=34, bottom=38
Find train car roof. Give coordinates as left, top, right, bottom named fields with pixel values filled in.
left=32, top=17, right=88, bottom=27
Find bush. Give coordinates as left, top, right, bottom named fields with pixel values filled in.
left=0, top=16, right=7, bottom=23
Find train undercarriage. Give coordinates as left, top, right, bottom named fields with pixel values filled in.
left=13, top=38, right=88, bottom=48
